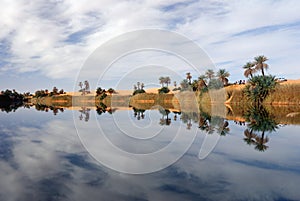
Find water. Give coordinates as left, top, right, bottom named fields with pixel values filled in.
left=0, top=105, right=300, bottom=201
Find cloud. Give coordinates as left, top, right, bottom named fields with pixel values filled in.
left=1, top=108, right=300, bottom=200
left=0, top=0, right=300, bottom=90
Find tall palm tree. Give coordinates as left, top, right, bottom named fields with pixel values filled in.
left=217, top=69, right=230, bottom=85
left=78, top=82, right=83, bottom=90
left=254, top=55, right=268, bottom=76
left=173, top=81, right=177, bottom=88
left=195, top=75, right=207, bottom=91
left=165, top=77, right=171, bottom=87
left=159, top=77, right=165, bottom=87
left=186, top=72, right=192, bottom=84
left=180, top=79, right=189, bottom=90
left=243, top=62, right=256, bottom=78
left=137, top=82, right=140, bottom=90
left=205, top=69, right=215, bottom=80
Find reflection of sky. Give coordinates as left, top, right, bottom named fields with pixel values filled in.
left=0, top=108, right=300, bottom=200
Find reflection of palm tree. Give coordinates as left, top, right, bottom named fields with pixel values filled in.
left=243, top=129, right=257, bottom=145
left=187, top=119, right=192, bottom=130
left=206, top=125, right=215, bottom=134
left=198, top=111, right=212, bottom=133
left=198, top=116, right=208, bottom=130
left=133, top=107, right=145, bottom=120
left=159, top=109, right=171, bottom=126
left=217, top=121, right=230, bottom=136
left=243, top=105, right=278, bottom=152
left=254, top=132, right=269, bottom=152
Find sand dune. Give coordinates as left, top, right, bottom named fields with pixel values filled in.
left=65, top=80, right=300, bottom=96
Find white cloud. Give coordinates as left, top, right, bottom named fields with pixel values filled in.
left=0, top=0, right=300, bottom=88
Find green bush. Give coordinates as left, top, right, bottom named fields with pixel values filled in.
left=158, top=87, right=170, bottom=94
left=133, top=89, right=146, bottom=95
left=243, top=75, right=277, bottom=104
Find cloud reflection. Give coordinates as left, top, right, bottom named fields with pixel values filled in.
left=0, top=108, right=300, bottom=200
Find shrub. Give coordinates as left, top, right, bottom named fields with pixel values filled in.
left=133, top=89, right=146, bottom=95
left=158, top=87, right=170, bottom=94
left=243, top=75, right=277, bottom=104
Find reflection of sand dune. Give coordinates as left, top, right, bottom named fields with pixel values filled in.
left=286, top=112, right=300, bottom=117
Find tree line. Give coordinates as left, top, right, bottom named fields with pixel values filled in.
left=34, top=87, right=65, bottom=97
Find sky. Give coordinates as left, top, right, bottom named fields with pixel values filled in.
left=1, top=0, right=300, bottom=92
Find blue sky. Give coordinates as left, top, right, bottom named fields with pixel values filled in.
left=1, top=0, right=300, bottom=92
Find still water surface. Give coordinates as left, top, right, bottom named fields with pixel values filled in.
left=0, top=106, right=300, bottom=201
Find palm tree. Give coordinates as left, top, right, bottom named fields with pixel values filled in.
left=205, top=69, right=215, bottom=80
left=174, top=81, right=177, bottom=88
left=141, top=83, right=145, bottom=90
left=217, top=69, right=230, bottom=86
left=165, top=77, right=171, bottom=87
left=197, top=75, right=207, bottom=89
left=180, top=79, right=190, bottom=90
left=52, top=87, right=58, bottom=95
left=159, top=77, right=165, bottom=87
left=243, top=62, right=256, bottom=78
left=186, top=72, right=192, bottom=84
left=137, top=82, right=140, bottom=90
left=244, top=75, right=277, bottom=104
left=84, top=80, right=90, bottom=93
left=78, top=82, right=83, bottom=91
left=254, top=55, right=268, bottom=76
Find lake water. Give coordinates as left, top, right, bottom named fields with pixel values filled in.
left=0, top=105, right=300, bottom=201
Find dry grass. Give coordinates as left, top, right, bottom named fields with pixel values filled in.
left=265, top=82, right=300, bottom=105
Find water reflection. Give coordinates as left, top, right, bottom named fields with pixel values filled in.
left=79, top=107, right=90, bottom=122
left=243, top=105, right=278, bottom=152
left=0, top=102, right=27, bottom=113
left=0, top=103, right=300, bottom=200
left=159, top=108, right=171, bottom=126
left=96, top=103, right=115, bottom=115
left=133, top=107, right=145, bottom=120
left=35, top=104, right=65, bottom=115
left=198, top=111, right=230, bottom=136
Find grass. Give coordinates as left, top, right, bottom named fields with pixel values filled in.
left=265, top=82, right=300, bottom=105
left=129, top=93, right=176, bottom=110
